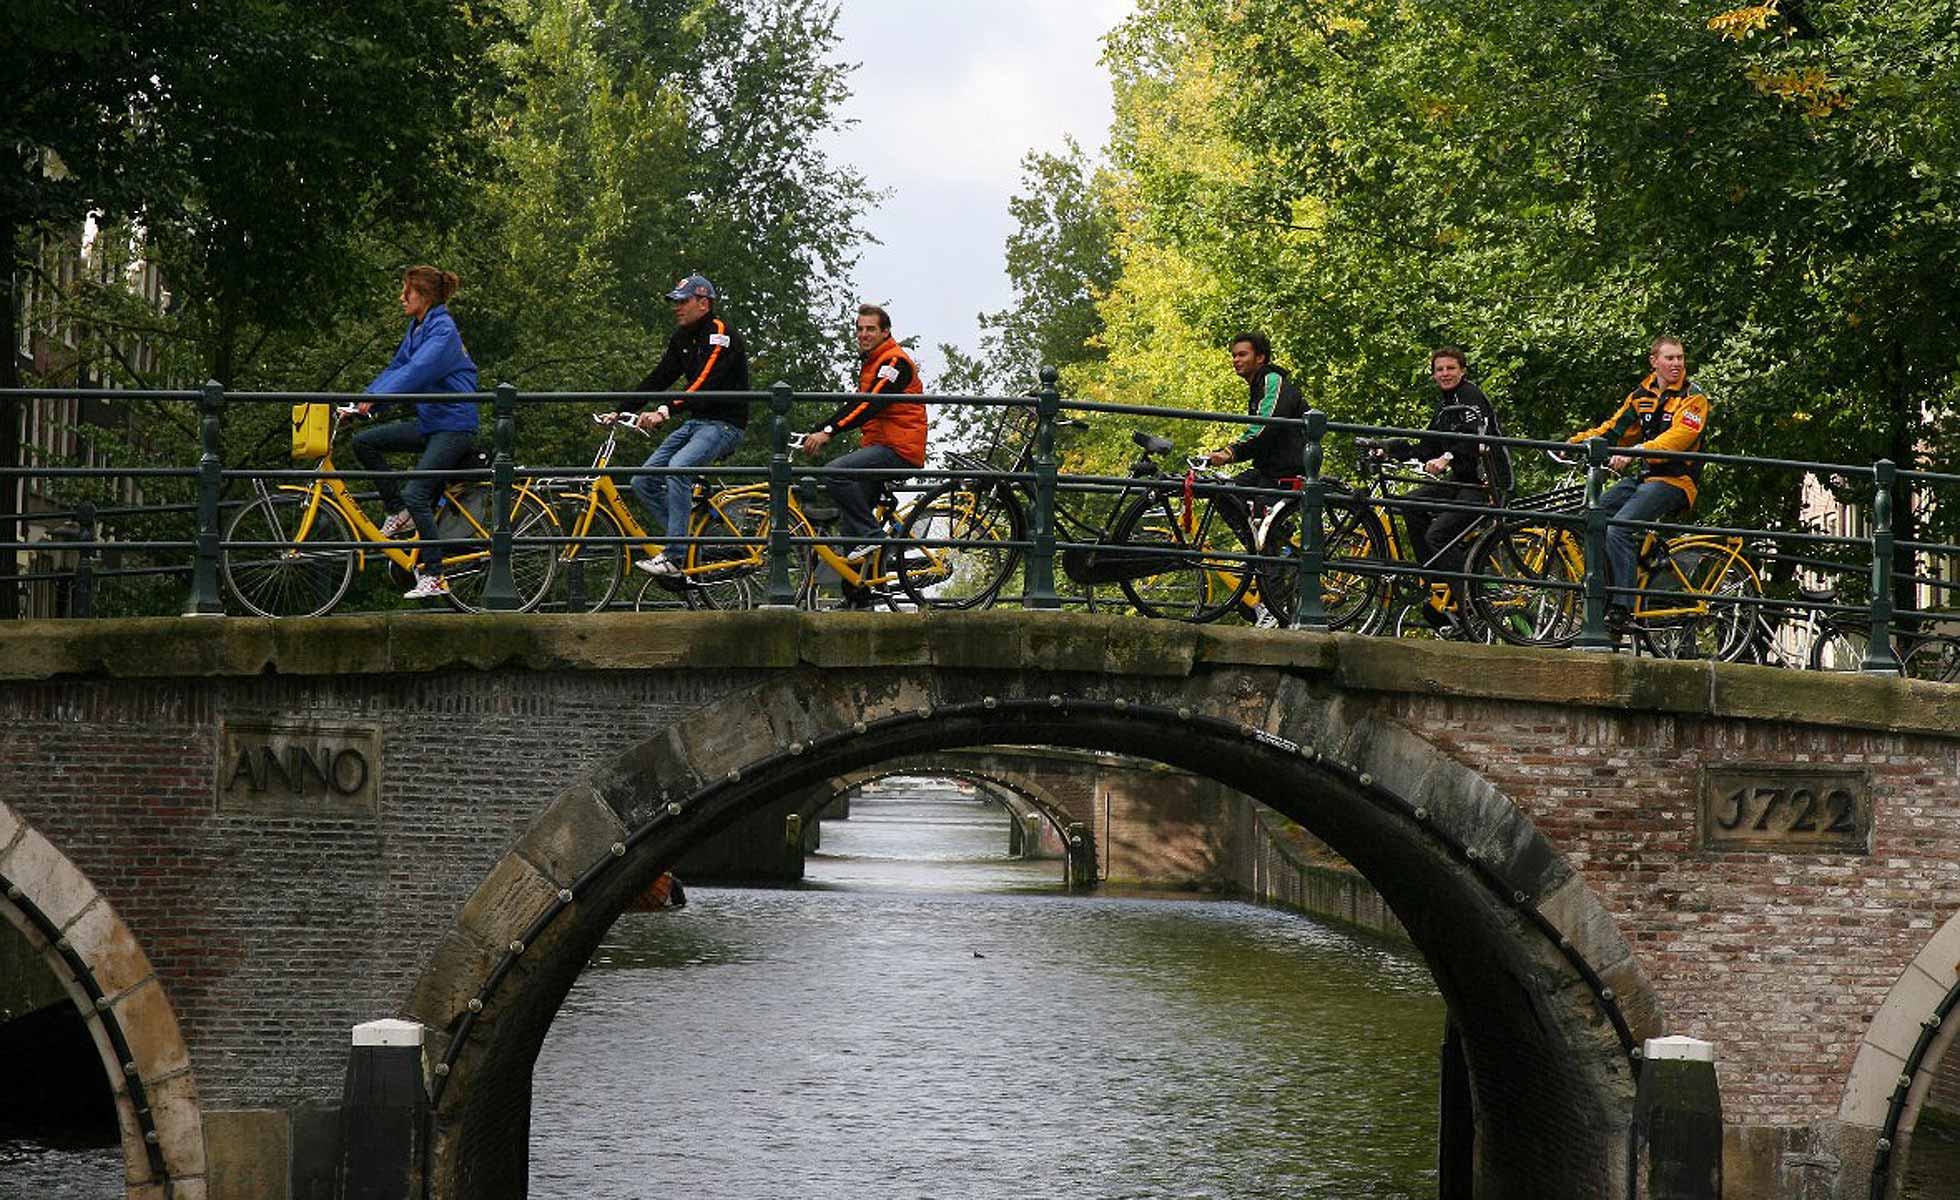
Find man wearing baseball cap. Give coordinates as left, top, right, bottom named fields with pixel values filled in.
left=607, top=273, right=752, bottom=577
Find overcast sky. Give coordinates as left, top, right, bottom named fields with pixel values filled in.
left=822, top=0, right=1133, bottom=384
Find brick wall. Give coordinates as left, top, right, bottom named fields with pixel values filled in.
left=0, top=667, right=773, bottom=1109
left=1384, top=693, right=1960, bottom=1126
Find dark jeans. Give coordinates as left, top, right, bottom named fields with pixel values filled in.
left=1403, top=482, right=1484, bottom=581
left=826, top=443, right=912, bottom=540
left=1598, top=476, right=1689, bottom=606
left=350, top=421, right=477, bottom=574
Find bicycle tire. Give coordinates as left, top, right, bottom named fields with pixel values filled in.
left=1805, top=621, right=1872, bottom=672
left=896, top=481, right=1024, bottom=611
left=1641, top=545, right=1762, bottom=663
left=1901, top=635, right=1960, bottom=682
left=1109, top=487, right=1256, bottom=623
left=683, top=497, right=812, bottom=611
left=543, top=499, right=628, bottom=613
left=1255, top=493, right=1391, bottom=631
left=441, top=487, right=558, bottom=613
left=222, top=493, right=356, bottom=618
left=1466, top=521, right=1585, bottom=647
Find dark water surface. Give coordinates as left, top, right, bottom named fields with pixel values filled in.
left=527, top=793, right=1447, bottom=1199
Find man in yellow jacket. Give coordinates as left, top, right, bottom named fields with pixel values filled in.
left=1568, top=336, right=1710, bottom=623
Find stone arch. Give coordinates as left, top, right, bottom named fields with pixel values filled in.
left=406, top=664, right=1665, bottom=1199
left=0, top=800, right=205, bottom=1199
left=1839, top=909, right=1960, bottom=1193
left=816, top=763, right=1081, bottom=849
left=810, top=763, right=1093, bottom=885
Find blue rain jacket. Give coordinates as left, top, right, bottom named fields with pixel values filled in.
left=365, top=304, right=480, bottom=434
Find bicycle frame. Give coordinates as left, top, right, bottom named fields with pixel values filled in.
left=550, top=429, right=665, bottom=565
left=1629, top=534, right=1761, bottom=623
left=262, top=453, right=420, bottom=574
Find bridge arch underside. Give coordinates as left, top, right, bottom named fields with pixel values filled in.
left=415, top=667, right=1655, bottom=1200
left=816, top=764, right=1076, bottom=860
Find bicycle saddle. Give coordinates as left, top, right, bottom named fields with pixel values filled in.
left=1131, top=430, right=1174, bottom=456
left=1799, top=586, right=1839, bottom=603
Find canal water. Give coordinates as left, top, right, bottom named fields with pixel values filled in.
left=1, top=788, right=1452, bottom=1198
left=527, top=789, right=1447, bottom=1198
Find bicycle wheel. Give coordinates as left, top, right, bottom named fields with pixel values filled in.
left=222, top=492, right=356, bottom=618
left=1256, top=492, right=1390, bottom=631
left=684, top=494, right=812, bottom=611
left=535, top=496, right=629, bottom=613
left=1807, top=621, right=1872, bottom=671
left=1110, top=487, right=1256, bottom=623
left=1901, top=635, right=1960, bottom=682
left=1466, top=522, right=1585, bottom=647
left=441, top=487, right=558, bottom=613
left=1643, top=546, right=1762, bottom=663
left=895, top=482, right=1024, bottom=610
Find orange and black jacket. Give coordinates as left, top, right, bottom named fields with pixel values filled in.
left=816, top=337, right=927, bottom=467
left=631, top=310, right=751, bottom=427
left=1569, top=373, right=1711, bottom=506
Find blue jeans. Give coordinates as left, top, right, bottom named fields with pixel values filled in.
left=350, top=421, right=477, bottom=574
left=825, top=443, right=912, bottom=539
left=630, top=419, right=745, bottom=552
left=1599, top=476, right=1688, bottom=607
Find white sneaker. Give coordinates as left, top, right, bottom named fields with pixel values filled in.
left=635, top=554, right=680, bottom=577
left=379, top=510, right=414, bottom=538
left=1253, top=604, right=1280, bottom=629
left=844, top=543, right=879, bottom=562
left=403, top=573, right=448, bottom=600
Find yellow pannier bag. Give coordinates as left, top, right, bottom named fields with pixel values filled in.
left=291, top=403, right=331, bottom=460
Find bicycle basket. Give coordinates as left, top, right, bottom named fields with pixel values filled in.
left=291, top=403, right=331, bottom=460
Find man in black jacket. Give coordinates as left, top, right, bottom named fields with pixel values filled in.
left=1369, top=345, right=1509, bottom=625
left=611, top=274, right=752, bottom=576
left=1204, top=331, right=1305, bottom=489
left=1204, top=331, right=1305, bottom=627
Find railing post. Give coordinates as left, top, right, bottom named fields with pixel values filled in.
left=479, top=383, right=519, bottom=610
left=764, top=381, right=797, bottom=608
left=71, top=501, right=96, bottom=619
left=1026, top=366, right=1061, bottom=610
left=1863, top=459, right=1901, bottom=674
left=1289, top=409, right=1330, bottom=631
left=185, top=379, right=226, bottom=615
left=1575, top=436, right=1614, bottom=651
left=556, top=492, right=587, bottom=612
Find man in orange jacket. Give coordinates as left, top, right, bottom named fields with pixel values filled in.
left=1568, top=335, right=1711, bottom=624
left=800, top=304, right=927, bottom=592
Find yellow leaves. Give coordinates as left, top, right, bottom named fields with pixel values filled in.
left=1707, top=3, right=1780, bottom=41
left=1746, top=66, right=1851, bottom=118
left=1325, top=15, right=1368, bottom=37
left=1413, top=94, right=1459, bottom=124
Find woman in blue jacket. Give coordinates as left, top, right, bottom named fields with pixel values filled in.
left=352, top=265, right=481, bottom=599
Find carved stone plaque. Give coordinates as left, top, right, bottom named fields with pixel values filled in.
left=1698, top=765, right=1871, bottom=854
left=217, top=719, right=382, bottom=817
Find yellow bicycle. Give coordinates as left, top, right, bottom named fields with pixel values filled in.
left=1466, top=457, right=1764, bottom=658
left=628, top=434, right=939, bottom=611
left=221, top=408, right=558, bottom=616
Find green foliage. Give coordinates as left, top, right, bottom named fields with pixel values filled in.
left=1084, top=0, right=1960, bottom=538
left=8, top=0, right=878, bottom=615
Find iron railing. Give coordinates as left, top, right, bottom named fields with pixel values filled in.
left=3, top=371, right=1956, bottom=677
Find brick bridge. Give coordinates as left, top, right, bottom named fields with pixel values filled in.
left=1, top=612, right=1958, bottom=1199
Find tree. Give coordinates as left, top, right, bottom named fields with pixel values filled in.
left=1083, top=0, right=1960, bottom=576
